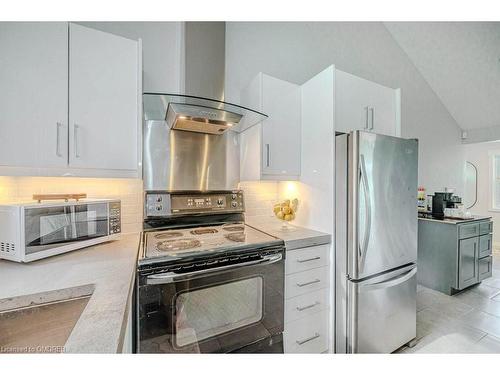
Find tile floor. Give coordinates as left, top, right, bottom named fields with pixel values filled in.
left=398, top=254, right=500, bottom=353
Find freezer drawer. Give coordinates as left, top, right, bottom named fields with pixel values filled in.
left=347, top=265, right=417, bottom=353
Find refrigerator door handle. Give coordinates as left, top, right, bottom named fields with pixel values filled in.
left=359, top=267, right=417, bottom=292
left=358, top=154, right=372, bottom=272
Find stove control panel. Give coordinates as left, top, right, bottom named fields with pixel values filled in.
left=145, top=191, right=244, bottom=217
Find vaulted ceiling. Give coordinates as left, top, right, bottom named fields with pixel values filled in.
left=384, top=22, right=500, bottom=132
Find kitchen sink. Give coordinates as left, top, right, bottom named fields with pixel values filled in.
left=0, top=286, right=93, bottom=353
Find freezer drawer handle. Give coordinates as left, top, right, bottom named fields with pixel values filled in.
left=359, top=267, right=417, bottom=292
left=296, top=302, right=320, bottom=311
left=296, top=256, right=321, bottom=263
left=146, top=253, right=283, bottom=285
left=296, top=333, right=320, bottom=345
left=296, top=279, right=321, bottom=287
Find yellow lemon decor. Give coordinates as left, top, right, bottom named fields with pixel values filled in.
left=273, top=198, right=299, bottom=229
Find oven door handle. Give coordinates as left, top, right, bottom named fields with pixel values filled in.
left=145, top=253, right=283, bottom=285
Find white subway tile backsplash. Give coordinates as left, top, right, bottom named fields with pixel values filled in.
left=239, top=181, right=279, bottom=219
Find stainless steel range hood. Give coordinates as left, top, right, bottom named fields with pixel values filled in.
left=143, top=22, right=267, bottom=134
left=143, top=93, right=267, bottom=134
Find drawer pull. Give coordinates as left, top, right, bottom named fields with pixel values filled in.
left=296, top=302, right=320, bottom=311
left=296, top=279, right=321, bottom=287
left=296, top=333, right=320, bottom=345
left=297, top=256, right=321, bottom=263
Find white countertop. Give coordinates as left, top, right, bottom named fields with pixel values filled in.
left=246, top=217, right=331, bottom=250
left=418, top=215, right=492, bottom=225
left=0, top=233, right=141, bottom=353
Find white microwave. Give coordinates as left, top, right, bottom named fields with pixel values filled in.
left=0, top=199, right=121, bottom=263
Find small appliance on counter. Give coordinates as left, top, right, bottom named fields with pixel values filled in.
left=0, top=194, right=121, bottom=263
left=417, top=187, right=427, bottom=211
left=431, top=191, right=464, bottom=218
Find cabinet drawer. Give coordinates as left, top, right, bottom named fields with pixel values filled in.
left=285, top=266, right=329, bottom=299
left=284, top=310, right=329, bottom=353
left=479, top=256, right=493, bottom=281
left=479, top=234, right=492, bottom=258
left=480, top=221, right=493, bottom=235
left=286, top=244, right=330, bottom=275
left=459, top=223, right=480, bottom=239
left=285, top=288, right=329, bottom=323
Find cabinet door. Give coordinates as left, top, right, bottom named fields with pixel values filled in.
left=0, top=22, right=68, bottom=168
left=69, top=23, right=139, bottom=170
left=458, top=237, right=479, bottom=290
left=335, top=70, right=373, bottom=133
left=335, top=69, right=397, bottom=136
left=261, top=74, right=301, bottom=177
left=366, top=82, right=397, bottom=136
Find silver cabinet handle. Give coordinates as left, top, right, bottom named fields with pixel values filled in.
left=364, top=106, right=369, bottom=129
left=296, top=279, right=320, bottom=287
left=74, top=124, right=80, bottom=158
left=266, top=143, right=270, bottom=167
left=297, top=256, right=321, bottom=263
left=296, top=333, right=320, bottom=345
left=296, top=302, right=319, bottom=311
left=56, top=122, right=63, bottom=157
left=370, top=107, right=374, bottom=130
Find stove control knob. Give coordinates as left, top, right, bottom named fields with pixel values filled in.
left=156, top=205, right=163, bottom=211
left=217, top=198, right=224, bottom=205
left=156, top=196, right=163, bottom=203
left=231, top=194, right=237, bottom=200
left=231, top=202, right=237, bottom=208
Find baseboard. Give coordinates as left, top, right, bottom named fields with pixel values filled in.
left=493, top=242, right=500, bottom=255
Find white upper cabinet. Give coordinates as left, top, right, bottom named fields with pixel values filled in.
left=335, top=69, right=400, bottom=136
left=0, top=23, right=141, bottom=177
left=69, top=24, right=139, bottom=171
left=240, top=73, right=301, bottom=181
left=0, top=22, right=69, bottom=168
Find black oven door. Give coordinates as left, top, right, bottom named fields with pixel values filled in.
left=137, top=249, right=284, bottom=353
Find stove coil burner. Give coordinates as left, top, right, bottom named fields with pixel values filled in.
left=156, top=238, right=202, bottom=252
left=222, top=224, right=245, bottom=232
left=154, top=232, right=183, bottom=239
left=190, top=228, right=219, bottom=235
left=225, top=232, right=246, bottom=243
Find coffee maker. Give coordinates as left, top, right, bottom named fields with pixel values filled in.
left=431, top=192, right=462, bottom=217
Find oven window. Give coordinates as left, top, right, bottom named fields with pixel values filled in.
left=174, top=277, right=263, bottom=348
left=24, top=203, right=109, bottom=254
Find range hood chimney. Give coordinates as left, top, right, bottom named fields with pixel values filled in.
left=143, top=22, right=267, bottom=135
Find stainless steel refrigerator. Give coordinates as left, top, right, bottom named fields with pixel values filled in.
left=335, top=131, right=418, bottom=353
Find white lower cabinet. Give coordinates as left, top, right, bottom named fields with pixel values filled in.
left=285, top=310, right=330, bottom=354
left=283, top=244, right=331, bottom=353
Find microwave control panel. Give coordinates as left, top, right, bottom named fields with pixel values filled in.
left=145, top=191, right=244, bottom=217
left=109, top=201, right=121, bottom=234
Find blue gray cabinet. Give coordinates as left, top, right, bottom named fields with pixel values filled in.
left=418, top=217, right=493, bottom=295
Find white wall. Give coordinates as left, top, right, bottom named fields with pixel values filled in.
left=225, top=22, right=465, bottom=195
left=79, top=22, right=184, bottom=93
left=463, top=141, right=500, bottom=248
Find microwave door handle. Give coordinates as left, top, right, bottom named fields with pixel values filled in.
left=146, top=253, right=283, bottom=285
